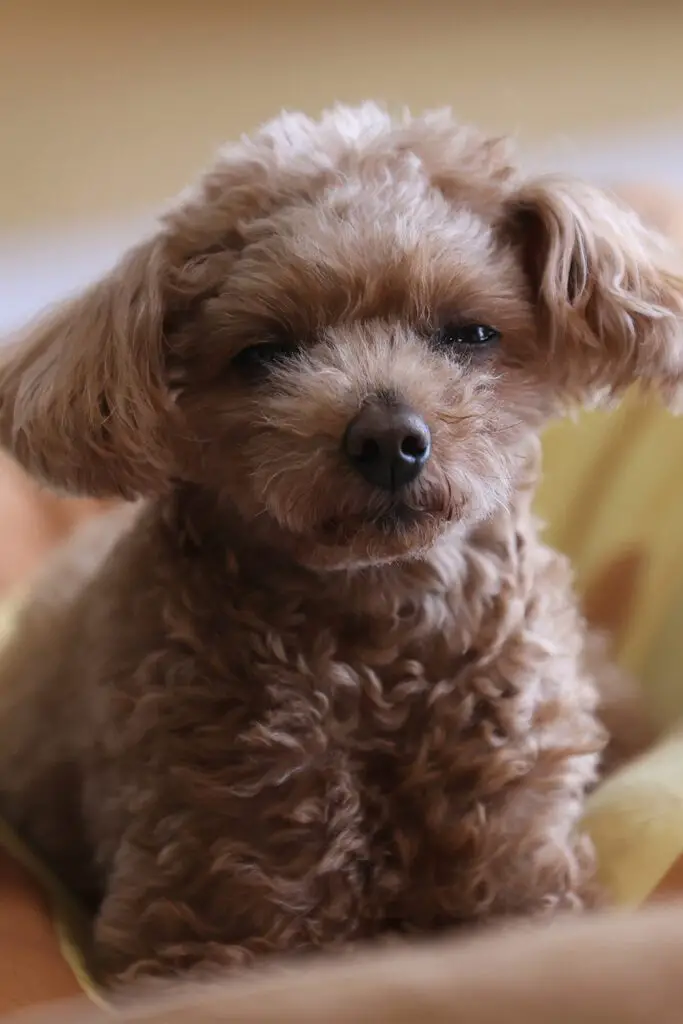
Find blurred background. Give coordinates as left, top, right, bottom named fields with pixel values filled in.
left=3, top=0, right=683, bottom=334
left=2, top=0, right=683, bottom=716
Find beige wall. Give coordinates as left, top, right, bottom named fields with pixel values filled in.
left=2, top=0, right=683, bottom=231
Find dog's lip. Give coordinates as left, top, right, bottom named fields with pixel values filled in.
left=375, top=503, right=423, bottom=529
left=319, top=501, right=434, bottom=541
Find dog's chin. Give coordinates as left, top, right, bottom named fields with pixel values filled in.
left=294, top=501, right=461, bottom=571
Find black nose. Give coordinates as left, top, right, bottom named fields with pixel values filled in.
left=343, top=401, right=431, bottom=491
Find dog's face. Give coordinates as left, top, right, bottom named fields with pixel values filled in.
left=176, top=176, right=538, bottom=569
left=2, top=105, right=683, bottom=570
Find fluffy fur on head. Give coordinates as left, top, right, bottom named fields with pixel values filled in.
left=0, top=104, right=679, bottom=984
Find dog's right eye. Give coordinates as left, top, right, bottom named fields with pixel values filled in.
left=233, top=341, right=299, bottom=375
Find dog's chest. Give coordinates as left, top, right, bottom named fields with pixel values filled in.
left=229, top=538, right=528, bottom=772
left=251, top=579, right=472, bottom=731
left=234, top=579, right=544, bottom=929
left=143, top=525, right=588, bottom=933
left=238, top=567, right=511, bottom=818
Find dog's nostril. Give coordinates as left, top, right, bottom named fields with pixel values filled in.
left=400, top=433, right=427, bottom=459
left=358, top=438, right=381, bottom=464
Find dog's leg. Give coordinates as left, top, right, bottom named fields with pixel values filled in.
left=93, top=879, right=358, bottom=988
left=92, top=854, right=300, bottom=985
left=373, top=583, right=606, bottom=928
left=89, top=747, right=371, bottom=988
left=387, top=763, right=601, bottom=931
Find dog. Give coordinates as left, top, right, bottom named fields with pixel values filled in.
left=0, top=103, right=680, bottom=986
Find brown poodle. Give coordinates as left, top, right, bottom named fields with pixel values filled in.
left=0, top=104, right=680, bottom=987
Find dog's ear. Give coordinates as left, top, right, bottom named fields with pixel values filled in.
left=506, top=176, right=683, bottom=409
left=0, top=236, right=180, bottom=498
left=0, top=116, right=328, bottom=501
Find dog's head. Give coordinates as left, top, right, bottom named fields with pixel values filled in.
left=2, top=105, right=683, bottom=569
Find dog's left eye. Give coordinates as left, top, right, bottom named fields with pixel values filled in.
left=433, top=323, right=500, bottom=349
left=233, top=340, right=299, bottom=375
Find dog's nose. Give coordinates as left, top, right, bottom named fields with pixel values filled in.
left=343, top=402, right=431, bottom=491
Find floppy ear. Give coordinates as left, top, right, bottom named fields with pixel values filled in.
left=0, top=115, right=316, bottom=501
left=0, top=237, right=181, bottom=499
left=506, top=176, right=683, bottom=409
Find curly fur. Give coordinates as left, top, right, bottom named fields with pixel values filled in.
left=0, top=104, right=681, bottom=985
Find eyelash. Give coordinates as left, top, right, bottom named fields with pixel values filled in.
left=232, top=339, right=299, bottom=375
left=233, top=321, right=501, bottom=375
left=431, top=322, right=501, bottom=350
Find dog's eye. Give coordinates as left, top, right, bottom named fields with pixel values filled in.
left=433, top=323, right=500, bottom=349
left=233, top=340, right=299, bottom=375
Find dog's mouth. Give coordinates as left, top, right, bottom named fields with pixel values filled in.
left=318, top=493, right=460, bottom=548
left=373, top=502, right=426, bottom=532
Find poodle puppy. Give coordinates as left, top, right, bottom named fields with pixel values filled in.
left=0, top=104, right=681, bottom=986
